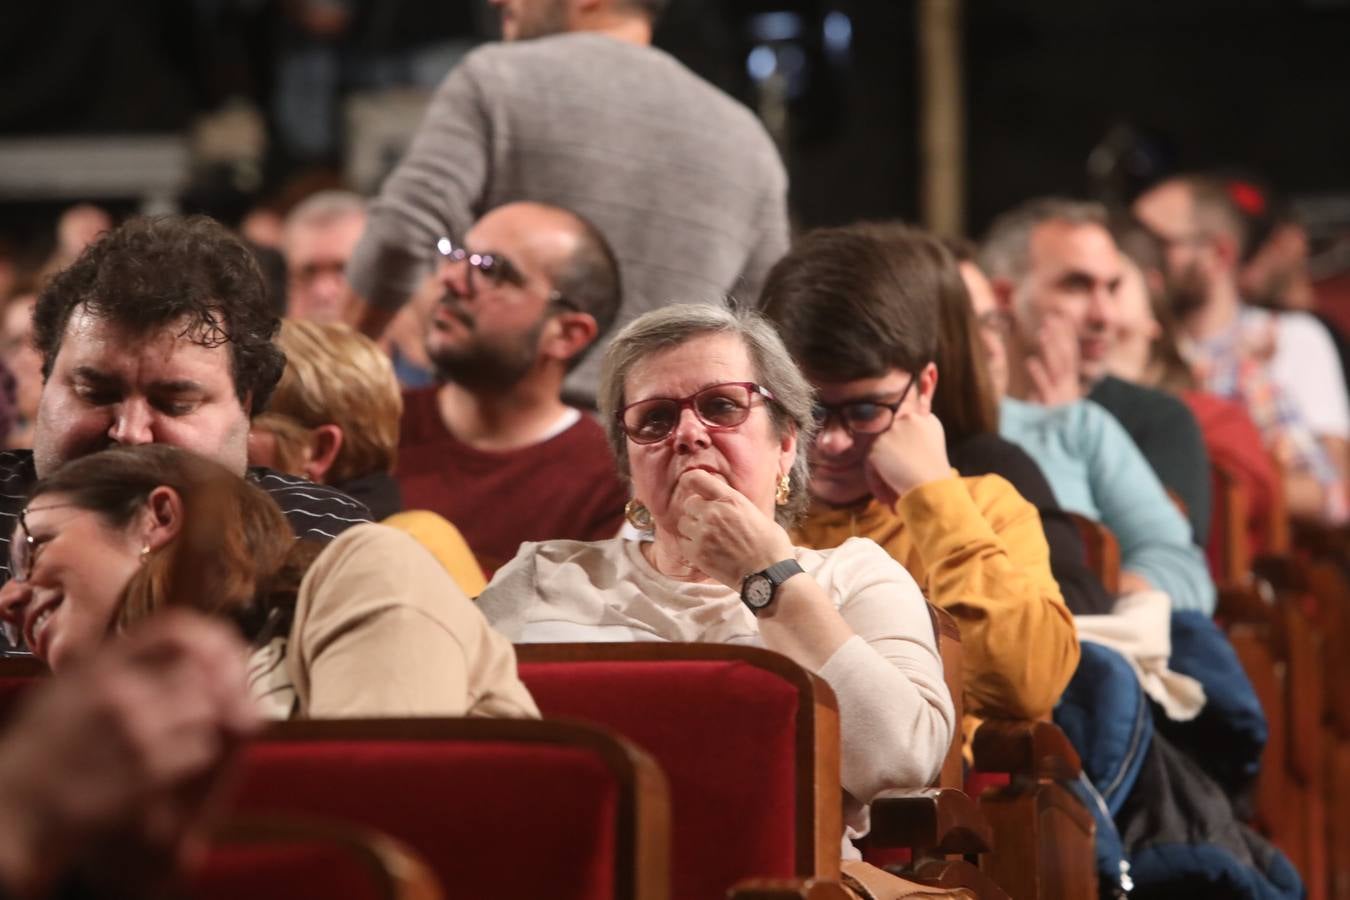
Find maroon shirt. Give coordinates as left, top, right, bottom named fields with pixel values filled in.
left=396, top=387, right=629, bottom=575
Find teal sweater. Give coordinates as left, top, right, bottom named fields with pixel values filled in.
left=999, top=397, right=1216, bottom=615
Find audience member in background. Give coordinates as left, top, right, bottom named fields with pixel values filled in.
left=1229, top=176, right=1350, bottom=396
left=1133, top=173, right=1350, bottom=524
left=0, top=444, right=537, bottom=721
left=980, top=197, right=1213, bottom=545
left=250, top=319, right=485, bottom=595
left=0, top=215, right=372, bottom=591
left=977, top=204, right=1215, bottom=614
left=0, top=289, right=39, bottom=449
left=1109, top=227, right=1281, bottom=565
left=346, top=0, right=788, bottom=406
left=38, top=204, right=113, bottom=283
left=479, top=304, right=953, bottom=869
left=759, top=224, right=1080, bottom=722
left=282, top=190, right=368, bottom=324
left=948, top=239, right=1116, bottom=616
left=0, top=611, right=259, bottom=899
left=282, top=190, right=434, bottom=386
left=397, top=202, right=628, bottom=575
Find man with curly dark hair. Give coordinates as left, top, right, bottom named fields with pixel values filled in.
left=0, top=215, right=371, bottom=588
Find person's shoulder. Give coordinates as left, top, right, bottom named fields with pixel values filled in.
left=949, top=431, right=1028, bottom=473
left=548, top=411, right=620, bottom=459
left=1102, top=376, right=1196, bottom=426
left=248, top=468, right=374, bottom=540
left=1272, top=308, right=1339, bottom=349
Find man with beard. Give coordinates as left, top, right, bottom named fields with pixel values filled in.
left=1134, top=175, right=1349, bottom=524
left=979, top=198, right=1214, bottom=547
left=395, top=202, right=628, bottom=574
left=345, top=0, right=788, bottom=407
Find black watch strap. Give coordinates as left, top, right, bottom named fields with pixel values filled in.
left=741, top=559, right=805, bottom=613
left=762, top=559, right=805, bottom=589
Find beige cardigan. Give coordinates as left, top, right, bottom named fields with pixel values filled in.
left=250, top=523, right=538, bottom=721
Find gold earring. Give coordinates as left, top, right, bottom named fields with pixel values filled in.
left=139, top=545, right=151, bottom=562
left=624, top=498, right=653, bottom=530
left=775, top=473, right=791, bottom=506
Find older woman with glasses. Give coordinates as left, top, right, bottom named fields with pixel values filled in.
left=477, top=303, right=954, bottom=859
left=0, top=443, right=538, bottom=722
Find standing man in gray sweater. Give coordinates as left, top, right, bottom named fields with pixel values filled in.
left=345, top=0, right=790, bottom=405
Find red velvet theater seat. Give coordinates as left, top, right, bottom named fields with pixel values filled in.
left=225, top=718, right=670, bottom=900
left=516, top=643, right=842, bottom=900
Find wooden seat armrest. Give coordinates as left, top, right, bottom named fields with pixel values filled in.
left=731, top=876, right=975, bottom=899
left=1215, top=581, right=1276, bottom=627
left=865, top=788, right=992, bottom=855
left=729, top=878, right=856, bottom=900
left=971, top=719, right=1081, bottom=780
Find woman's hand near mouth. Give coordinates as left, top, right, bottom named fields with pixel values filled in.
left=673, top=469, right=794, bottom=590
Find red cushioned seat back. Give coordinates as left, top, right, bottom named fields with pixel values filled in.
left=227, top=718, right=664, bottom=900
left=517, top=644, right=837, bottom=900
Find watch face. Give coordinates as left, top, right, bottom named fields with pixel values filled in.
left=743, top=574, right=774, bottom=610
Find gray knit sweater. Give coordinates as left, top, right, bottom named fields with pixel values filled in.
left=347, top=32, right=790, bottom=402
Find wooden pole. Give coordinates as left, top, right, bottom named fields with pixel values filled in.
left=917, top=0, right=965, bottom=237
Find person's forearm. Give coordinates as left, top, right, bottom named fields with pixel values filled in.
left=754, top=574, right=854, bottom=671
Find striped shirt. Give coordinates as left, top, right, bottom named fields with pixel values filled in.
left=0, top=450, right=373, bottom=586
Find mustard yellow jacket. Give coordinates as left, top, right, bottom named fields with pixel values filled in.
left=793, top=472, right=1079, bottom=720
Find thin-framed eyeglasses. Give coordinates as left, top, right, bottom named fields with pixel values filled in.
left=811, top=373, right=917, bottom=437
left=434, top=237, right=577, bottom=311
left=618, top=382, right=777, bottom=445
left=9, top=503, right=84, bottom=583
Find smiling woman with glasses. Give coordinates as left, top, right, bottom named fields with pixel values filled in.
left=478, top=303, right=955, bottom=865
left=0, top=444, right=539, bottom=722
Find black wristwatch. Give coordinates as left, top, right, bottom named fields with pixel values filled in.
left=741, top=559, right=805, bottom=614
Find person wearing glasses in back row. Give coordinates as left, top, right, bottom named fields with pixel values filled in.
left=478, top=304, right=954, bottom=875
left=395, top=202, right=629, bottom=575
left=758, top=224, right=1079, bottom=724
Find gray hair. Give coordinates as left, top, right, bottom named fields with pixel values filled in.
left=598, top=302, right=817, bottom=528
left=978, top=197, right=1109, bottom=284
left=283, top=190, right=367, bottom=236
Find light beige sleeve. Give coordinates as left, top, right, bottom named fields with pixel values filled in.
left=815, top=538, right=954, bottom=799
left=287, top=524, right=539, bottom=719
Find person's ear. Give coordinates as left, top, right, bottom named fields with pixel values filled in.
left=142, top=486, right=185, bottom=552
left=544, top=312, right=599, bottom=368
left=302, top=425, right=344, bottom=485
left=1210, top=232, right=1242, bottom=273
left=915, top=362, right=939, bottom=415
left=777, top=421, right=798, bottom=486
left=988, top=277, right=1017, bottom=314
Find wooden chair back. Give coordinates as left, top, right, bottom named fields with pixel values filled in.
left=191, top=816, right=443, bottom=900
left=515, top=643, right=839, bottom=900
left=1209, top=459, right=1253, bottom=586
left=1067, top=513, right=1120, bottom=595
left=227, top=717, right=670, bottom=900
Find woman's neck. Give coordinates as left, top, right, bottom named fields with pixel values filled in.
left=641, top=533, right=712, bottom=583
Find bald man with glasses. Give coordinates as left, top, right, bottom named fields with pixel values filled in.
left=396, top=202, right=629, bottom=575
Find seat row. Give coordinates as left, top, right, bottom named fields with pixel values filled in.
left=0, top=610, right=1097, bottom=899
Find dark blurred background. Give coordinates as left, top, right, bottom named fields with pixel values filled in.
left=1, top=0, right=1348, bottom=269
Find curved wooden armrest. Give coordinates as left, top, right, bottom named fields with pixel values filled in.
left=865, top=788, right=992, bottom=855
left=1215, top=581, right=1276, bottom=627
left=207, top=815, right=443, bottom=900
left=971, top=719, right=1081, bottom=781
